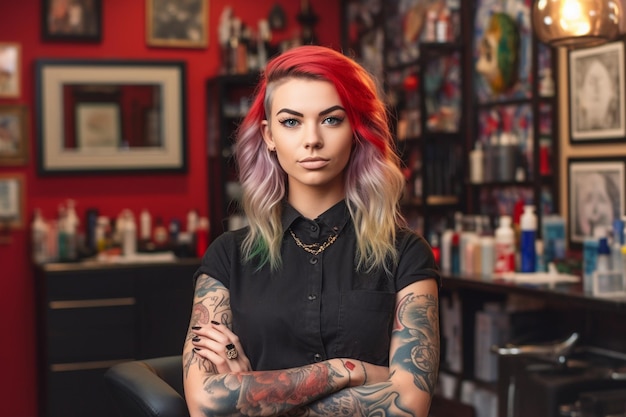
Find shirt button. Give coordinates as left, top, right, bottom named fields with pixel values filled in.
left=309, top=257, right=318, bottom=265
left=310, top=225, right=318, bottom=232
left=313, top=354, right=322, bottom=362
left=308, top=294, right=317, bottom=301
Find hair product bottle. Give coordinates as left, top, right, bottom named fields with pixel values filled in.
left=494, top=215, right=515, bottom=275
left=520, top=205, right=537, bottom=273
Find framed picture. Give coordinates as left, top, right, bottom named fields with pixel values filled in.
left=36, top=59, right=187, bottom=174
left=146, top=0, right=208, bottom=48
left=0, top=43, right=20, bottom=98
left=75, top=102, right=121, bottom=150
left=569, top=40, right=626, bottom=143
left=0, top=105, right=28, bottom=166
left=0, top=173, right=25, bottom=229
left=41, top=0, right=102, bottom=42
left=568, top=158, right=625, bottom=246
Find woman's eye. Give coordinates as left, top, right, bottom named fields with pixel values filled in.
left=323, top=116, right=344, bottom=126
left=279, top=118, right=299, bottom=128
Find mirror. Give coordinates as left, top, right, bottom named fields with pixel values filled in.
left=36, top=60, right=186, bottom=174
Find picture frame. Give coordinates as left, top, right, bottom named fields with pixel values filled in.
left=0, top=173, right=25, bottom=229
left=41, top=0, right=102, bottom=42
left=0, top=43, right=20, bottom=98
left=567, top=158, right=625, bottom=246
left=75, top=102, right=122, bottom=150
left=146, top=0, right=208, bottom=48
left=0, top=104, right=29, bottom=166
left=569, top=40, right=626, bottom=143
left=36, top=59, right=187, bottom=174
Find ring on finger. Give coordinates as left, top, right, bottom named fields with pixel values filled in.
left=225, top=343, right=238, bottom=360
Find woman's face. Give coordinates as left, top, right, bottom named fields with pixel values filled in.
left=577, top=172, right=614, bottom=236
left=262, top=78, right=353, bottom=198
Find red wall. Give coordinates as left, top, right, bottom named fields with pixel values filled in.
left=0, top=2, right=340, bottom=416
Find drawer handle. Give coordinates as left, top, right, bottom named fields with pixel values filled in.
left=49, top=297, right=136, bottom=309
left=51, top=358, right=134, bottom=372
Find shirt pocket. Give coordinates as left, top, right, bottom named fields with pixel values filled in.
left=336, top=290, right=396, bottom=365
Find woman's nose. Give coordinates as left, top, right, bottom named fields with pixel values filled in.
left=304, top=126, right=323, bottom=149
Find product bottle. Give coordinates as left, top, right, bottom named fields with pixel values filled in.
left=469, top=142, right=484, bottom=184
left=520, top=205, right=537, bottom=273
left=430, top=233, right=441, bottom=266
left=583, top=228, right=602, bottom=293
left=122, top=210, right=137, bottom=258
left=494, top=215, right=515, bottom=275
left=440, top=228, right=454, bottom=273
left=480, top=235, right=495, bottom=277
left=196, top=217, right=210, bottom=258
left=139, top=209, right=152, bottom=246
left=32, top=208, right=49, bottom=264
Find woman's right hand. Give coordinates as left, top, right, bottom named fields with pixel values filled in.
left=344, top=360, right=389, bottom=387
left=191, top=321, right=252, bottom=373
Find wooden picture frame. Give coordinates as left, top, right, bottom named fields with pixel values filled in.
left=0, top=173, right=25, bottom=229
left=567, top=157, right=625, bottom=246
left=0, top=43, right=20, bottom=98
left=569, top=39, right=626, bottom=143
left=0, top=104, right=28, bottom=166
left=41, top=0, right=102, bottom=42
left=146, top=0, right=208, bottom=48
left=36, top=59, right=187, bottom=174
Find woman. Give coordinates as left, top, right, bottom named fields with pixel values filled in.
left=184, top=45, right=440, bottom=416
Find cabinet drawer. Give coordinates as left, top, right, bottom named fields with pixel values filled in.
left=46, top=269, right=134, bottom=300
left=47, top=305, right=135, bottom=362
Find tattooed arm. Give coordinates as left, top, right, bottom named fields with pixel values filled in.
left=183, top=274, right=368, bottom=417
left=283, top=278, right=440, bottom=417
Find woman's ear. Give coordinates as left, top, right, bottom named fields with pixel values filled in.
left=261, top=120, right=275, bottom=150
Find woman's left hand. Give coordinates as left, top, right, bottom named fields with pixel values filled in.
left=191, top=321, right=252, bottom=373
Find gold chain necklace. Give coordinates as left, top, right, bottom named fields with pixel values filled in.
left=289, top=228, right=338, bottom=255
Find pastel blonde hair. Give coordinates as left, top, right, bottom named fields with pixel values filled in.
left=234, top=45, right=406, bottom=273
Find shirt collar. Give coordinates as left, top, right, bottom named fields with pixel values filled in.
left=281, top=200, right=351, bottom=234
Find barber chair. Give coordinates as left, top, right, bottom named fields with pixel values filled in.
left=104, top=355, right=189, bottom=417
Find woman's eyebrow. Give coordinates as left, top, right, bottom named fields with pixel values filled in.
left=275, top=105, right=346, bottom=118
left=276, top=108, right=303, bottom=117
left=319, top=105, right=346, bottom=116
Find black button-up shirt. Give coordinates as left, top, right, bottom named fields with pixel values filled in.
left=194, top=201, right=440, bottom=371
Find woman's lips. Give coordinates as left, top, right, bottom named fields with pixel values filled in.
left=298, top=158, right=329, bottom=169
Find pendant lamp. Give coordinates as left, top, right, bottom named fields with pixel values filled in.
left=532, top=0, right=622, bottom=48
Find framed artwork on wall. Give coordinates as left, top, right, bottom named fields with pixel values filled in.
left=41, top=0, right=102, bottom=42
left=0, top=173, right=25, bottom=230
left=0, top=104, right=28, bottom=166
left=36, top=59, right=187, bottom=174
left=146, top=0, right=208, bottom=48
left=0, top=43, right=20, bottom=98
left=567, top=158, right=625, bottom=246
left=569, top=39, right=625, bottom=143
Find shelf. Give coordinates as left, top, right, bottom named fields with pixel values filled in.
left=441, top=274, right=626, bottom=313
left=427, top=195, right=459, bottom=206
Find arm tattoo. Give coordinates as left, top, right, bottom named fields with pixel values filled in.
left=183, top=275, right=230, bottom=378
left=391, top=292, right=440, bottom=394
left=201, top=362, right=346, bottom=416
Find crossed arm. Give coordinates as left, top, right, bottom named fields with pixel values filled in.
left=183, top=274, right=440, bottom=417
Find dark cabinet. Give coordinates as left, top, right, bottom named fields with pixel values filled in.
left=36, top=259, right=198, bottom=417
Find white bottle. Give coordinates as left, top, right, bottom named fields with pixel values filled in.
left=494, top=215, right=515, bottom=275
left=187, top=209, right=199, bottom=234
left=32, top=208, right=49, bottom=264
left=139, top=209, right=152, bottom=242
left=480, top=235, right=495, bottom=277
left=440, top=229, right=454, bottom=273
left=469, top=142, right=484, bottom=184
left=122, top=210, right=137, bottom=258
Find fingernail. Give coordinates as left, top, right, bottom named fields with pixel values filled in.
left=193, top=347, right=200, bottom=351
left=192, top=337, right=200, bottom=342
left=191, top=326, right=201, bottom=330
left=210, top=320, right=220, bottom=325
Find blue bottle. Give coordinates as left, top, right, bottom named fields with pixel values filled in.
left=520, top=205, right=537, bottom=273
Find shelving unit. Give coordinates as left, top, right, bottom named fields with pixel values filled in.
left=382, top=0, right=469, bottom=241
left=206, top=73, right=259, bottom=241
